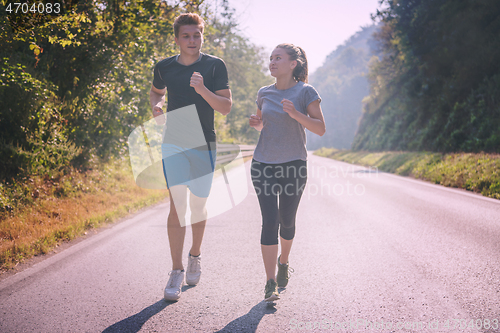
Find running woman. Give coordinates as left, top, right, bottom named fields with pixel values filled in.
left=249, top=43, right=325, bottom=301
left=150, top=13, right=232, bottom=301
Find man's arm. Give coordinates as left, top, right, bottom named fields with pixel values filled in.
left=190, top=72, right=232, bottom=115
left=150, top=85, right=166, bottom=125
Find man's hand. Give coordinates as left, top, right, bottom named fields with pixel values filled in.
left=153, top=106, right=165, bottom=125
left=190, top=71, right=206, bottom=94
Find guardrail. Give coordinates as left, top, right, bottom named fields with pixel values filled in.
left=215, top=144, right=256, bottom=165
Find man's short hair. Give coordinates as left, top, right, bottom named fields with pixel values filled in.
left=174, top=13, right=205, bottom=38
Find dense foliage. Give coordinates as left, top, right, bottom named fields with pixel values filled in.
left=1, top=0, right=183, bottom=182
left=0, top=0, right=270, bottom=189
left=307, top=25, right=379, bottom=150
left=201, top=1, right=273, bottom=144
left=353, top=0, right=500, bottom=153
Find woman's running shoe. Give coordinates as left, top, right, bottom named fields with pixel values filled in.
left=264, top=279, right=280, bottom=302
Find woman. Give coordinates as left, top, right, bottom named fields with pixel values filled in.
left=249, top=43, right=326, bottom=301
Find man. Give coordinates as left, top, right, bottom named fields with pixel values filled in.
left=150, top=12, right=232, bottom=301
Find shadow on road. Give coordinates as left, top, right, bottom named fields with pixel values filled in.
left=102, top=299, right=171, bottom=333
left=215, top=301, right=277, bottom=332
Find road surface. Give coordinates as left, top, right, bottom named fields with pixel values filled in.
left=1, top=153, right=499, bottom=332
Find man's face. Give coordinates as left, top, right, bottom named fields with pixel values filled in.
left=175, top=25, right=203, bottom=56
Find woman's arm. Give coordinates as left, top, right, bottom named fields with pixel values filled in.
left=281, top=99, right=326, bottom=136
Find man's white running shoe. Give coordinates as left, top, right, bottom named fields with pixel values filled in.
left=164, top=269, right=184, bottom=301
left=186, top=253, right=201, bottom=285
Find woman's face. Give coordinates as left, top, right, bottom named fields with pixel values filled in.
left=269, top=48, right=296, bottom=78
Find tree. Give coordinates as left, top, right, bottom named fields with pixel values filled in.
left=201, top=0, right=273, bottom=144
left=308, top=25, right=380, bottom=150
left=353, top=0, right=500, bottom=153
left=0, top=0, right=183, bottom=180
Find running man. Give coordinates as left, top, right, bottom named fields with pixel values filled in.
left=150, top=13, right=232, bottom=301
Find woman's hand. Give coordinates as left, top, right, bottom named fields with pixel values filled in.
left=280, top=98, right=326, bottom=136
left=249, top=114, right=263, bottom=131
left=281, top=99, right=300, bottom=119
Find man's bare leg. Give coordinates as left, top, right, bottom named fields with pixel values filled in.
left=167, top=187, right=187, bottom=270
left=189, top=219, right=206, bottom=256
left=189, top=193, right=208, bottom=256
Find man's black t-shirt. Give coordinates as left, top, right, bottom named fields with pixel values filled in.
left=153, top=53, right=229, bottom=143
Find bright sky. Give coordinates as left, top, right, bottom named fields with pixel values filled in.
left=218, top=0, right=383, bottom=73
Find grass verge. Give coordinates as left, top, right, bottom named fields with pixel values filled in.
left=314, top=148, right=500, bottom=200
left=0, top=158, right=168, bottom=271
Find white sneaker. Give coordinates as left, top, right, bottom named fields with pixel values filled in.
left=185, top=253, right=201, bottom=285
left=164, top=269, right=184, bottom=301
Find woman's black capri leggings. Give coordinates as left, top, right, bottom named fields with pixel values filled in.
left=251, top=159, right=307, bottom=245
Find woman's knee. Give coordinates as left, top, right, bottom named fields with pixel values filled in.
left=261, top=227, right=279, bottom=245
left=279, top=224, right=295, bottom=240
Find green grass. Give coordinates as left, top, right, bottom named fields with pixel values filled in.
left=315, top=148, right=500, bottom=200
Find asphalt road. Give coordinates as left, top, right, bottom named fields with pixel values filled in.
left=1, top=153, right=499, bottom=333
